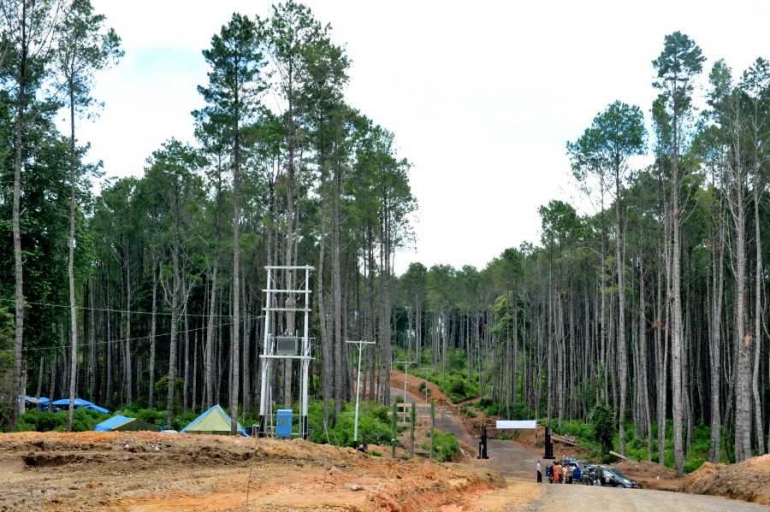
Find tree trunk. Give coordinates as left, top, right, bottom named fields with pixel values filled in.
left=149, top=255, right=158, bottom=409
left=124, top=259, right=132, bottom=404
left=710, top=217, right=725, bottom=462
left=615, top=167, right=628, bottom=455
left=205, top=265, right=218, bottom=407
left=752, top=184, right=764, bottom=454
left=231, top=100, right=241, bottom=434
left=66, top=82, right=79, bottom=432
left=166, top=244, right=180, bottom=429
left=11, top=0, right=29, bottom=429
left=333, top=158, right=343, bottom=415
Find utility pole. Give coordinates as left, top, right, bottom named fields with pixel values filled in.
left=396, top=360, right=415, bottom=404
left=416, top=366, right=433, bottom=402
left=346, top=340, right=375, bottom=443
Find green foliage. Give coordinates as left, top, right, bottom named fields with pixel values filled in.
left=307, top=401, right=392, bottom=447
left=555, top=419, right=594, bottom=440
left=446, top=374, right=473, bottom=402
left=460, top=405, right=477, bottom=418
left=17, top=408, right=103, bottom=432
left=172, top=411, right=199, bottom=431
left=0, top=307, right=13, bottom=430
left=412, top=367, right=478, bottom=403
left=448, top=350, right=467, bottom=371
left=117, top=406, right=166, bottom=427
left=431, top=428, right=459, bottom=462
left=589, top=404, right=614, bottom=454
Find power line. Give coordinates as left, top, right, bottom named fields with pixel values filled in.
left=0, top=297, right=233, bottom=319
left=21, top=317, right=249, bottom=354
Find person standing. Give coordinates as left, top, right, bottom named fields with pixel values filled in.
left=536, top=460, right=542, bottom=483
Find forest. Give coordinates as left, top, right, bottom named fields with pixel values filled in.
left=1, top=0, right=770, bottom=479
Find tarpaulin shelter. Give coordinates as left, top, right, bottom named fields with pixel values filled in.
left=52, top=398, right=110, bottom=414
left=24, top=396, right=50, bottom=410
left=181, top=405, right=248, bottom=437
left=84, top=404, right=110, bottom=414
left=95, top=415, right=158, bottom=432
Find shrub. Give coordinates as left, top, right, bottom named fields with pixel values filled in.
left=17, top=408, right=103, bottom=432
left=431, top=428, right=460, bottom=462
left=684, top=456, right=706, bottom=473
left=308, top=401, right=393, bottom=447
left=448, top=349, right=467, bottom=371
left=442, top=373, right=478, bottom=403
left=590, top=404, right=614, bottom=455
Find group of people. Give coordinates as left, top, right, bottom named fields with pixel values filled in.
left=536, top=459, right=581, bottom=484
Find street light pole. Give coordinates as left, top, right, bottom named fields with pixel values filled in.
left=347, top=340, right=375, bottom=443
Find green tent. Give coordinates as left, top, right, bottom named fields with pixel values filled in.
left=95, top=415, right=158, bottom=432
left=181, top=405, right=249, bottom=436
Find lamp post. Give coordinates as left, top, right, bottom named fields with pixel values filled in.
left=346, top=340, right=375, bottom=443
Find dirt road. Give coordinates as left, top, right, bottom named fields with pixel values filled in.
left=391, top=384, right=770, bottom=511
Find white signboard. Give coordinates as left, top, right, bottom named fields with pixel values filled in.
left=496, top=420, right=537, bottom=429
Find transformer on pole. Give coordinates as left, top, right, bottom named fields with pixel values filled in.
left=258, top=265, right=314, bottom=438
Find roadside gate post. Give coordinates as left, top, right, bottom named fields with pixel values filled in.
left=544, top=426, right=554, bottom=459
left=478, top=423, right=489, bottom=459
left=430, top=400, right=435, bottom=460
left=410, top=402, right=416, bottom=458
left=391, top=402, right=398, bottom=458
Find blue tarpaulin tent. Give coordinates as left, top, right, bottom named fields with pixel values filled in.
left=24, top=396, right=50, bottom=408
left=95, top=415, right=134, bottom=431
left=84, top=403, right=110, bottom=414
left=52, top=398, right=110, bottom=414
left=181, top=405, right=248, bottom=437
left=52, top=398, right=93, bottom=407
left=95, top=415, right=158, bottom=432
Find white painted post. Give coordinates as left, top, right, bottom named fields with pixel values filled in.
left=347, top=340, right=375, bottom=443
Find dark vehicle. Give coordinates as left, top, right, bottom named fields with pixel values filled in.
left=583, top=464, right=600, bottom=485
left=597, top=467, right=641, bottom=488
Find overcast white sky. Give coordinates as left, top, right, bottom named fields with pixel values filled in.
left=82, top=0, right=770, bottom=274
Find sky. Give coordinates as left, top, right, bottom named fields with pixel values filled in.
left=81, top=0, right=770, bottom=274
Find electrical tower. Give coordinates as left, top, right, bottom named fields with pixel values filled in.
left=258, top=265, right=314, bottom=438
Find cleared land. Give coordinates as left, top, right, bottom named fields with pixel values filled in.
left=4, top=387, right=770, bottom=511
left=0, top=431, right=503, bottom=511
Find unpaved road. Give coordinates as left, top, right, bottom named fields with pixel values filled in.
left=533, top=484, right=770, bottom=511
left=392, top=384, right=770, bottom=511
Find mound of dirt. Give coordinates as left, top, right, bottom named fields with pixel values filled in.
left=615, top=459, right=680, bottom=490
left=0, top=431, right=503, bottom=511
left=681, top=455, right=770, bottom=505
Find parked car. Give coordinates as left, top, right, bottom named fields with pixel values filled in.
left=597, top=467, right=641, bottom=488
left=583, top=464, right=600, bottom=485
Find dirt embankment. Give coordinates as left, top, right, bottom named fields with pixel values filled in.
left=0, top=431, right=503, bottom=511
left=390, top=370, right=452, bottom=406
left=614, top=459, right=680, bottom=490
left=680, top=454, right=770, bottom=506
